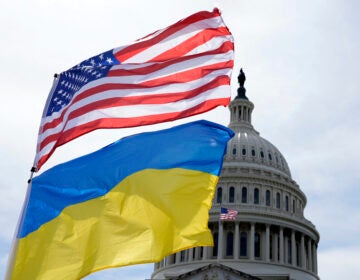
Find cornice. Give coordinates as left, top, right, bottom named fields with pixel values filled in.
left=209, top=206, right=320, bottom=241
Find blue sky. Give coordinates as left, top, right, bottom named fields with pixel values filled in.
left=1, top=1, right=359, bottom=279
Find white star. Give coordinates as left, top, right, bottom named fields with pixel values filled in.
left=106, top=57, right=113, bottom=64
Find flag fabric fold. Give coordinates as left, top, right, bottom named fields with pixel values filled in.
left=11, top=120, right=234, bottom=280
left=34, top=8, right=234, bottom=170
left=220, top=207, right=238, bottom=220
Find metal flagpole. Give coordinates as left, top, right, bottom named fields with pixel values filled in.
left=5, top=74, right=59, bottom=279
left=5, top=170, right=35, bottom=279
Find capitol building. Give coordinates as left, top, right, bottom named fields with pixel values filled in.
left=151, top=70, right=320, bottom=280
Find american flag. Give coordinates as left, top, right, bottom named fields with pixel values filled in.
left=34, top=8, right=234, bottom=171
left=220, top=207, right=238, bottom=220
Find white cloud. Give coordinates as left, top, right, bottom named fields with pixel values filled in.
left=1, top=1, right=360, bottom=279
left=318, top=247, right=360, bottom=279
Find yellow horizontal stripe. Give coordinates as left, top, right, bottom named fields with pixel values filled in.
left=12, top=168, right=217, bottom=280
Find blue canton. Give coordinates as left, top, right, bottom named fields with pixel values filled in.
left=45, top=49, right=120, bottom=117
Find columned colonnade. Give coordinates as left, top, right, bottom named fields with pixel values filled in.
left=156, top=221, right=318, bottom=275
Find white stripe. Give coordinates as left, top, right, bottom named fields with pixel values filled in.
left=37, top=67, right=232, bottom=143
left=39, top=50, right=233, bottom=128
left=122, top=16, right=225, bottom=63
left=38, top=84, right=230, bottom=155
left=62, top=85, right=229, bottom=131
left=35, top=142, right=55, bottom=165
left=186, top=35, right=233, bottom=56
left=112, top=27, right=165, bottom=54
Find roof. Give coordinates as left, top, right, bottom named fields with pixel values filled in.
left=167, top=263, right=262, bottom=280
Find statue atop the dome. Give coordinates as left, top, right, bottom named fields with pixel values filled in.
left=238, top=68, right=246, bottom=87
left=236, top=68, right=248, bottom=99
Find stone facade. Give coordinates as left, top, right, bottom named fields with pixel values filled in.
left=151, top=72, right=319, bottom=280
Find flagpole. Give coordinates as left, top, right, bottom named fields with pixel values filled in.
left=5, top=74, right=59, bottom=279
left=5, top=170, right=35, bottom=279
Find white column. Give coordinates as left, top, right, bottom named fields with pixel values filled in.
left=279, top=227, right=284, bottom=264
left=307, top=239, right=313, bottom=271
left=301, top=234, right=306, bottom=268
left=265, top=224, right=270, bottom=262
left=188, top=248, right=193, bottom=262
left=234, top=221, right=240, bottom=259
left=291, top=230, right=296, bottom=266
left=250, top=223, right=255, bottom=260
left=218, top=221, right=224, bottom=260
left=202, top=246, right=208, bottom=260
left=194, top=247, right=199, bottom=260
left=175, top=252, right=181, bottom=264
left=313, top=243, right=318, bottom=274
left=165, top=255, right=172, bottom=266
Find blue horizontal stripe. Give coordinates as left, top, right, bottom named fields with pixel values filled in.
left=19, top=120, right=234, bottom=238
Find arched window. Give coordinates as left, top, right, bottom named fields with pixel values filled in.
left=213, top=232, right=218, bottom=257
left=268, top=152, right=273, bottom=161
left=285, top=195, right=289, bottom=211
left=296, top=242, right=300, bottom=266
left=254, top=232, right=261, bottom=258
left=232, top=147, right=236, bottom=155
left=241, top=187, right=247, bottom=203
left=226, top=232, right=234, bottom=256
left=240, top=232, right=247, bottom=257
left=260, top=151, right=265, bottom=158
left=242, top=148, right=246, bottom=156
left=287, top=238, right=292, bottom=264
left=229, top=187, right=235, bottom=203
left=276, top=192, right=281, bottom=209
left=180, top=250, right=186, bottom=262
left=251, top=149, right=256, bottom=156
left=293, top=199, right=296, bottom=213
left=266, top=190, right=271, bottom=206
left=254, top=188, right=259, bottom=204
left=217, top=187, right=222, bottom=204
left=270, top=234, right=273, bottom=260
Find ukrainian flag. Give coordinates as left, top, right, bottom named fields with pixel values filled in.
left=10, top=120, right=233, bottom=280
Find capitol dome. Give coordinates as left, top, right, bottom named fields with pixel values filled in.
left=151, top=69, right=320, bottom=280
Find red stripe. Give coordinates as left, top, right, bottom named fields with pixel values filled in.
left=114, top=10, right=220, bottom=62
left=41, top=41, right=233, bottom=132
left=149, top=27, right=231, bottom=62
left=109, top=41, right=234, bottom=77
left=36, top=97, right=229, bottom=170
left=39, top=76, right=230, bottom=150
left=35, top=8, right=233, bottom=171
left=41, top=59, right=233, bottom=133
